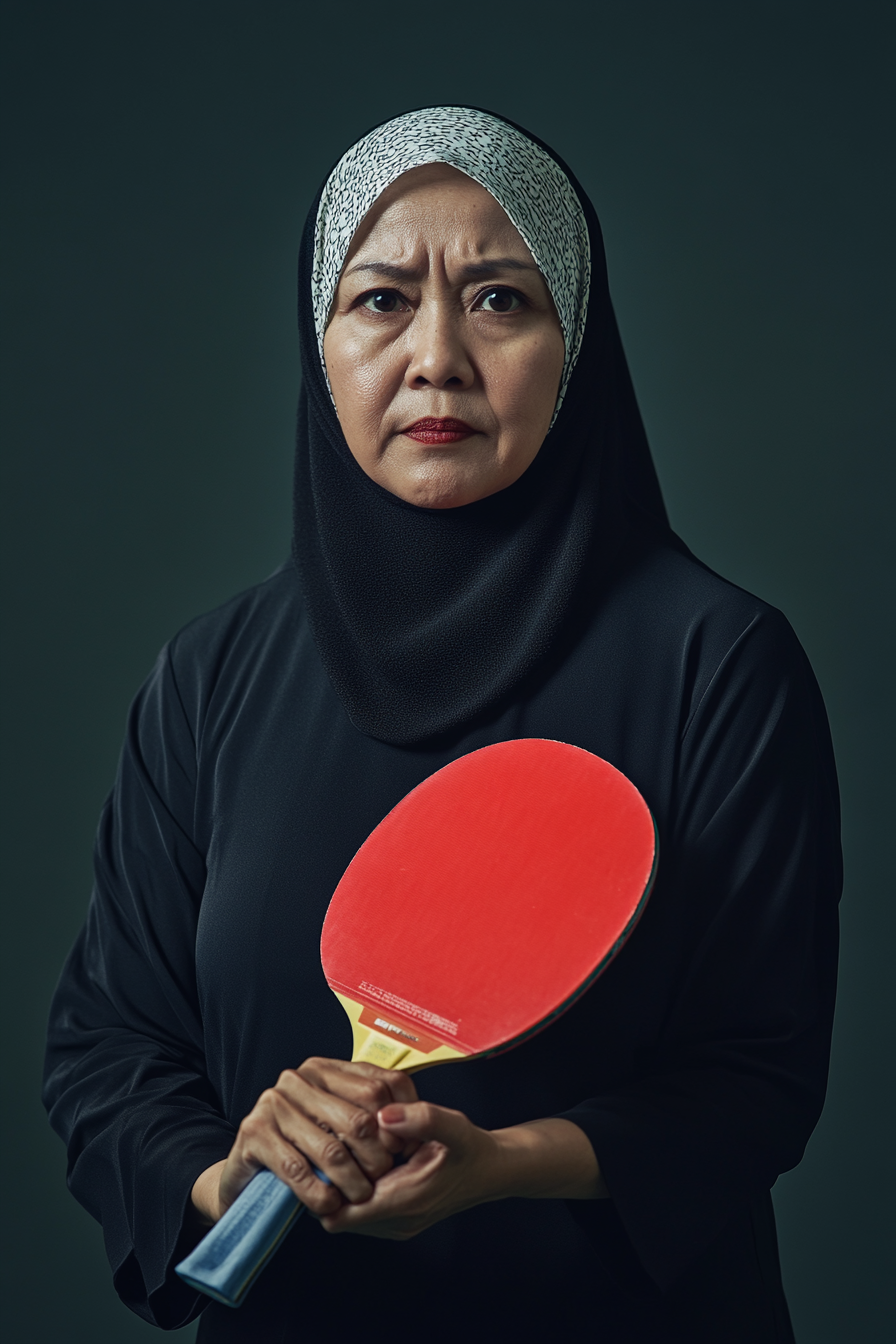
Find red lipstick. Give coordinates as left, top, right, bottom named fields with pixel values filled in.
left=403, top=417, right=476, bottom=445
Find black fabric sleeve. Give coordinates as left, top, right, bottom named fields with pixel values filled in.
left=558, top=609, right=842, bottom=1291
left=43, top=647, right=234, bottom=1329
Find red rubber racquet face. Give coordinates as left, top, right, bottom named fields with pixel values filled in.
left=321, top=739, right=656, bottom=1059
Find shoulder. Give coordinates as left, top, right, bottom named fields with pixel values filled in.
left=169, top=560, right=303, bottom=661
left=582, top=529, right=826, bottom=757
left=612, top=530, right=809, bottom=678
left=599, top=534, right=840, bottom=859
left=616, top=530, right=791, bottom=639
left=139, top=561, right=309, bottom=732
left=169, top=560, right=304, bottom=670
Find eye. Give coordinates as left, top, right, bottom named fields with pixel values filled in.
left=360, top=290, right=410, bottom=314
left=475, top=287, right=524, bottom=314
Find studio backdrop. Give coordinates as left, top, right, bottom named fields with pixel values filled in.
left=2, top=2, right=893, bottom=1341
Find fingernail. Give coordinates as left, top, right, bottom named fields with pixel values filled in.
left=378, top=1104, right=406, bottom=1125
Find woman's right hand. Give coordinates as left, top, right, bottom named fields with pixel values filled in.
left=190, top=1058, right=420, bottom=1224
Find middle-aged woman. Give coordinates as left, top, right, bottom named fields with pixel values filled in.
left=44, top=107, right=841, bottom=1343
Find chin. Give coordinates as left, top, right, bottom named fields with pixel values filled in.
left=400, top=485, right=473, bottom=510
left=382, top=467, right=490, bottom=510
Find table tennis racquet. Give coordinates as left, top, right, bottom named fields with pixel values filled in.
left=176, top=738, right=657, bottom=1307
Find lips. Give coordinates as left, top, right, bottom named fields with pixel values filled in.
left=402, top=417, right=476, bottom=445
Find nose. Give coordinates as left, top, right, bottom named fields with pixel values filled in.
left=404, top=302, right=475, bottom=390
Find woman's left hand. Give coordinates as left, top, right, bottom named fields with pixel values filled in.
left=318, top=1104, right=606, bottom=1240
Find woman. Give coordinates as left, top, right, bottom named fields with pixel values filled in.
left=44, top=107, right=840, bottom=1342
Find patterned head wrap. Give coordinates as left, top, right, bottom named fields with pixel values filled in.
left=310, top=106, right=591, bottom=420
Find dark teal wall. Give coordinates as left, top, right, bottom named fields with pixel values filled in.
left=2, top=2, right=893, bottom=1339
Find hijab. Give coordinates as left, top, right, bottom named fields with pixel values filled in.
left=292, top=106, right=669, bottom=746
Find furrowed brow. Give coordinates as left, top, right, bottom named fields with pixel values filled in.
left=454, top=258, right=539, bottom=280
left=343, top=261, right=422, bottom=284
left=343, top=257, right=539, bottom=284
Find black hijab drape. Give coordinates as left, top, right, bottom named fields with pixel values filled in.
left=292, top=109, right=670, bottom=745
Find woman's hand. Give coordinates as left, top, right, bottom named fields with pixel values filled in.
left=190, top=1058, right=419, bottom=1225
left=319, top=1104, right=607, bottom=1241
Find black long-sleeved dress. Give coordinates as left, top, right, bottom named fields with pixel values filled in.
left=43, top=520, right=841, bottom=1343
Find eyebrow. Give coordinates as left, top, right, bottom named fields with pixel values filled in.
left=342, top=257, right=539, bottom=284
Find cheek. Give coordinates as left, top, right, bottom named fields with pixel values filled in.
left=325, top=332, right=402, bottom=438
left=487, top=333, right=564, bottom=432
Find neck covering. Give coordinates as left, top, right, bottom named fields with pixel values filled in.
left=293, top=106, right=669, bottom=746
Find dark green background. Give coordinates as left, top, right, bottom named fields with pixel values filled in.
left=2, top=2, right=893, bottom=1339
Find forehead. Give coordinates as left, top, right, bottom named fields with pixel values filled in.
left=344, top=164, right=531, bottom=265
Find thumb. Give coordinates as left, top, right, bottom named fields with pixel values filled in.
left=377, top=1100, right=466, bottom=1146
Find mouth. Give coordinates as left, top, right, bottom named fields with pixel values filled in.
left=402, top=417, right=477, bottom=445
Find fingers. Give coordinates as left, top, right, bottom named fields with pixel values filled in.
left=223, top=1058, right=419, bottom=1218
left=224, top=1090, right=367, bottom=1215
left=319, top=1140, right=451, bottom=1239
left=377, top=1100, right=466, bottom=1147
left=274, top=1068, right=393, bottom=1183
left=320, top=1103, right=486, bottom=1241
left=298, top=1058, right=420, bottom=1108
left=298, top=1058, right=420, bottom=1156
left=221, top=1107, right=342, bottom=1219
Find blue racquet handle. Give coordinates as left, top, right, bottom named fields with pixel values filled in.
left=175, top=1166, right=327, bottom=1308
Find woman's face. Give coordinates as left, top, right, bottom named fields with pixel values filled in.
left=323, top=164, right=565, bottom=509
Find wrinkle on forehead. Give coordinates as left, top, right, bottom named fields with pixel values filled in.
left=342, top=164, right=531, bottom=269
left=343, top=165, right=526, bottom=259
